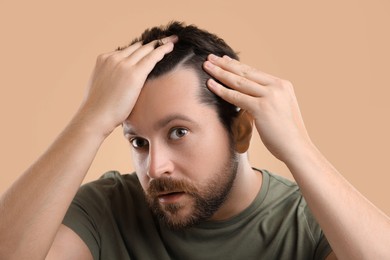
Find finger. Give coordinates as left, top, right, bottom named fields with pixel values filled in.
left=207, top=78, right=257, bottom=111
left=203, top=60, right=267, bottom=97
left=207, top=54, right=277, bottom=86
left=94, top=41, right=144, bottom=67
left=158, top=35, right=179, bottom=45
left=116, top=34, right=178, bottom=58
left=100, top=35, right=177, bottom=65
left=113, top=41, right=143, bottom=58
left=134, top=41, right=175, bottom=76
left=124, top=35, right=178, bottom=64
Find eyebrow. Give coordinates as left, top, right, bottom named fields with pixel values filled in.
left=123, top=113, right=197, bottom=136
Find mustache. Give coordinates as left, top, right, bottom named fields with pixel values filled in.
left=147, top=177, right=198, bottom=197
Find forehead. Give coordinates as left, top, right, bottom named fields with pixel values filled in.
left=124, top=67, right=215, bottom=134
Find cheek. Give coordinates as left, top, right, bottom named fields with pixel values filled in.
left=178, top=130, right=232, bottom=181
left=131, top=150, right=149, bottom=185
left=131, top=150, right=144, bottom=170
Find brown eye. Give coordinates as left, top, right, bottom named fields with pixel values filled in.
left=169, top=128, right=188, bottom=140
left=130, top=138, right=149, bottom=148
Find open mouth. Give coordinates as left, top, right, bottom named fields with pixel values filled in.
left=158, top=191, right=186, bottom=203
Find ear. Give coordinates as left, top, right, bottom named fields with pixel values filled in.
left=232, top=110, right=254, bottom=153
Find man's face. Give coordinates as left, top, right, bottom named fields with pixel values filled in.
left=123, top=67, right=238, bottom=229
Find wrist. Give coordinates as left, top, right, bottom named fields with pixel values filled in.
left=282, top=141, right=331, bottom=182
left=69, top=107, right=117, bottom=141
left=281, top=138, right=321, bottom=169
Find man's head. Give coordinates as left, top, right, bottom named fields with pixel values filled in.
left=124, top=21, right=240, bottom=135
left=122, top=22, right=253, bottom=230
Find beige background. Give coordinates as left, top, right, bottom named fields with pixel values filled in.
left=0, top=1, right=389, bottom=215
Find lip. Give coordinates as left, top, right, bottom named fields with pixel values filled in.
left=158, top=191, right=185, bottom=204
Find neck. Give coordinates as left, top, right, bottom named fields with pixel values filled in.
left=211, top=153, right=262, bottom=221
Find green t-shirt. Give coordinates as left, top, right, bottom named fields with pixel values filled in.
left=63, top=169, right=331, bottom=259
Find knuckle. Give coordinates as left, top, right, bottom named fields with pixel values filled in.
left=267, top=79, right=294, bottom=98
left=235, top=76, right=247, bottom=88
left=226, top=57, right=238, bottom=66
left=280, top=79, right=293, bottom=90
left=239, top=64, right=256, bottom=77
left=97, top=53, right=122, bottom=67
left=96, top=53, right=109, bottom=64
left=106, top=54, right=121, bottom=65
left=273, top=78, right=284, bottom=86
left=272, top=78, right=291, bottom=90
left=117, top=59, right=133, bottom=71
left=217, top=67, right=227, bottom=77
left=230, top=90, right=241, bottom=103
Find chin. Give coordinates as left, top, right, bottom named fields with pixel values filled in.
left=157, top=202, right=202, bottom=230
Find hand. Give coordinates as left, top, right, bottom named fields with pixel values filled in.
left=203, top=54, right=313, bottom=163
left=77, top=35, right=178, bottom=137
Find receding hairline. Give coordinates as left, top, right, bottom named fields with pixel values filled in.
left=147, top=51, right=197, bottom=80
left=145, top=52, right=214, bottom=108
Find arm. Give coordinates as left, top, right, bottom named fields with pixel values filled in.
left=203, top=54, right=390, bottom=260
left=0, top=36, right=177, bottom=260
left=46, top=225, right=93, bottom=260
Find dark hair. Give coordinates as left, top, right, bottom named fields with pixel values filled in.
left=124, top=21, right=240, bottom=134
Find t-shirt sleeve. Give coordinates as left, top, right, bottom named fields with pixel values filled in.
left=62, top=182, right=107, bottom=260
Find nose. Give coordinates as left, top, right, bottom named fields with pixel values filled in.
left=147, top=141, right=174, bottom=179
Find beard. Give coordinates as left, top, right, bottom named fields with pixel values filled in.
left=144, top=150, right=239, bottom=230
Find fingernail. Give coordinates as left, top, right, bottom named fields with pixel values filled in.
left=204, top=61, right=214, bottom=69
left=208, top=78, right=218, bottom=88
left=223, top=55, right=232, bottom=60
left=170, top=35, right=178, bottom=42
left=209, top=54, right=219, bottom=61
left=162, top=35, right=178, bottom=44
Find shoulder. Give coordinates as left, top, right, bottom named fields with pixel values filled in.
left=78, top=171, right=141, bottom=196
left=260, top=169, right=301, bottom=205
left=70, top=171, right=144, bottom=214
left=261, top=169, right=316, bottom=226
left=263, top=169, right=298, bottom=189
left=260, top=169, right=331, bottom=259
left=63, top=172, right=150, bottom=259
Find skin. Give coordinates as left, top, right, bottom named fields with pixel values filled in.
left=0, top=35, right=389, bottom=259
left=0, top=35, right=178, bottom=260
left=203, top=54, right=390, bottom=259
left=123, top=67, right=260, bottom=229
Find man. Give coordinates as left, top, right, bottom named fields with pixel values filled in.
left=0, top=21, right=389, bottom=259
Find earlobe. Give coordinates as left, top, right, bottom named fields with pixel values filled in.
left=232, top=110, right=254, bottom=153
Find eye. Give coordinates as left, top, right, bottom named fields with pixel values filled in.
left=169, top=128, right=189, bottom=140
left=130, top=137, right=149, bottom=148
